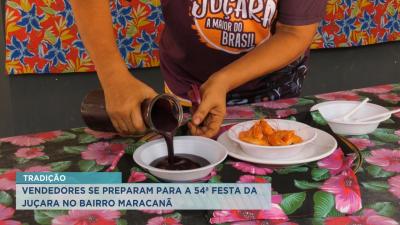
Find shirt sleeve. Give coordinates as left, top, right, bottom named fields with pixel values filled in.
left=277, top=0, right=328, bottom=26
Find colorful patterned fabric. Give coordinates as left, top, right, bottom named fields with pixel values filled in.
left=5, top=0, right=163, bottom=74
left=0, top=83, right=400, bottom=224
left=311, top=0, right=400, bottom=49
left=4, top=0, right=400, bottom=75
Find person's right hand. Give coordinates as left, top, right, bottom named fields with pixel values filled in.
left=102, top=70, right=158, bottom=134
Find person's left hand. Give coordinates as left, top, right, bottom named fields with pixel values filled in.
left=188, top=77, right=227, bottom=138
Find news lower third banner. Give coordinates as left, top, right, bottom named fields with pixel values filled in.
left=16, top=172, right=271, bottom=210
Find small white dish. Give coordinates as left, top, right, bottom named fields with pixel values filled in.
left=218, top=128, right=337, bottom=166
left=311, top=101, right=390, bottom=135
left=227, top=119, right=318, bottom=160
left=133, top=136, right=227, bottom=182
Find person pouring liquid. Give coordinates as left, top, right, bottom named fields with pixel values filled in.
left=70, top=0, right=327, bottom=138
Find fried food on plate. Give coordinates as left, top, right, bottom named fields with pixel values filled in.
left=239, top=119, right=303, bottom=146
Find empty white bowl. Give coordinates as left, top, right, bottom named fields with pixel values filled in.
left=311, top=101, right=390, bottom=135
left=228, top=119, right=317, bottom=160
left=133, top=136, right=227, bottom=182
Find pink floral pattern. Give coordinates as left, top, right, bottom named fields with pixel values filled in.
left=84, top=128, right=117, bottom=139
left=52, top=210, right=120, bottom=225
left=231, top=220, right=297, bottom=225
left=238, top=175, right=269, bottom=183
left=378, top=93, right=400, bottom=103
left=321, top=169, right=362, bottom=214
left=365, top=149, right=400, bottom=172
left=276, top=109, right=297, bottom=118
left=140, top=210, right=174, bottom=215
left=127, top=171, right=147, bottom=183
left=14, top=147, right=45, bottom=159
left=348, top=138, right=375, bottom=150
left=0, top=131, right=62, bottom=146
left=355, top=84, right=394, bottom=94
left=0, top=169, right=20, bottom=191
left=81, top=142, right=126, bottom=165
left=226, top=106, right=255, bottom=119
left=193, top=168, right=218, bottom=182
left=271, top=195, right=283, bottom=205
left=0, top=166, right=51, bottom=191
left=210, top=193, right=286, bottom=224
left=0, top=205, right=21, bottom=225
left=229, top=161, right=273, bottom=175
left=254, top=98, right=298, bottom=109
left=146, top=216, right=182, bottom=225
left=1, top=83, right=400, bottom=224
left=24, top=166, right=51, bottom=172
left=388, top=175, right=400, bottom=199
left=0, top=136, right=45, bottom=147
left=324, top=209, right=399, bottom=225
left=315, top=91, right=360, bottom=101
left=317, top=148, right=355, bottom=175
left=210, top=205, right=288, bottom=224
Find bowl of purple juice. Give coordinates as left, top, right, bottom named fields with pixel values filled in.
left=133, top=136, right=228, bottom=182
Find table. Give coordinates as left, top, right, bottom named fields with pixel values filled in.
left=0, top=83, right=399, bottom=225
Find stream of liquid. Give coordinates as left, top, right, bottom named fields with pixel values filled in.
left=149, top=100, right=210, bottom=170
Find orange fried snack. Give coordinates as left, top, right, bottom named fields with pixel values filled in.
left=239, top=121, right=269, bottom=146
left=239, top=120, right=303, bottom=146
left=259, top=119, right=275, bottom=136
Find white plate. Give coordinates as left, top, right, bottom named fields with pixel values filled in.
left=217, top=128, right=337, bottom=166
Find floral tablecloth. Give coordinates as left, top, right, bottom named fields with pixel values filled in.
left=5, top=0, right=400, bottom=74
left=0, top=83, right=400, bottom=225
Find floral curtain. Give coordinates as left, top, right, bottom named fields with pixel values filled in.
left=4, top=0, right=400, bottom=75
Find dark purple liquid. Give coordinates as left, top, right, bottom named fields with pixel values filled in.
left=151, top=99, right=179, bottom=165
left=151, top=99, right=179, bottom=133
left=150, top=99, right=209, bottom=170
left=150, top=154, right=210, bottom=170
left=81, top=90, right=116, bottom=132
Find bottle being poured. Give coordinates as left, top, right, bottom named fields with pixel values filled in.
left=146, top=95, right=209, bottom=170
left=81, top=91, right=209, bottom=171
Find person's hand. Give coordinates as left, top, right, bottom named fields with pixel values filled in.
left=188, top=77, right=228, bottom=138
left=102, top=70, right=157, bottom=134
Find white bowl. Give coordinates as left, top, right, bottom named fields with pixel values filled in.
left=133, top=136, right=227, bottom=182
left=311, top=101, right=390, bottom=135
left=228, top=119, right=318, bottom=160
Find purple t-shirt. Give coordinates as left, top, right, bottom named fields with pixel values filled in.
left=159, top=0, right=327, bottom=99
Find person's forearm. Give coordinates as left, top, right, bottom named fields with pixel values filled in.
left=70, top=0, right=131, bottom=85
left=210, top=22, right=319, bottom=92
